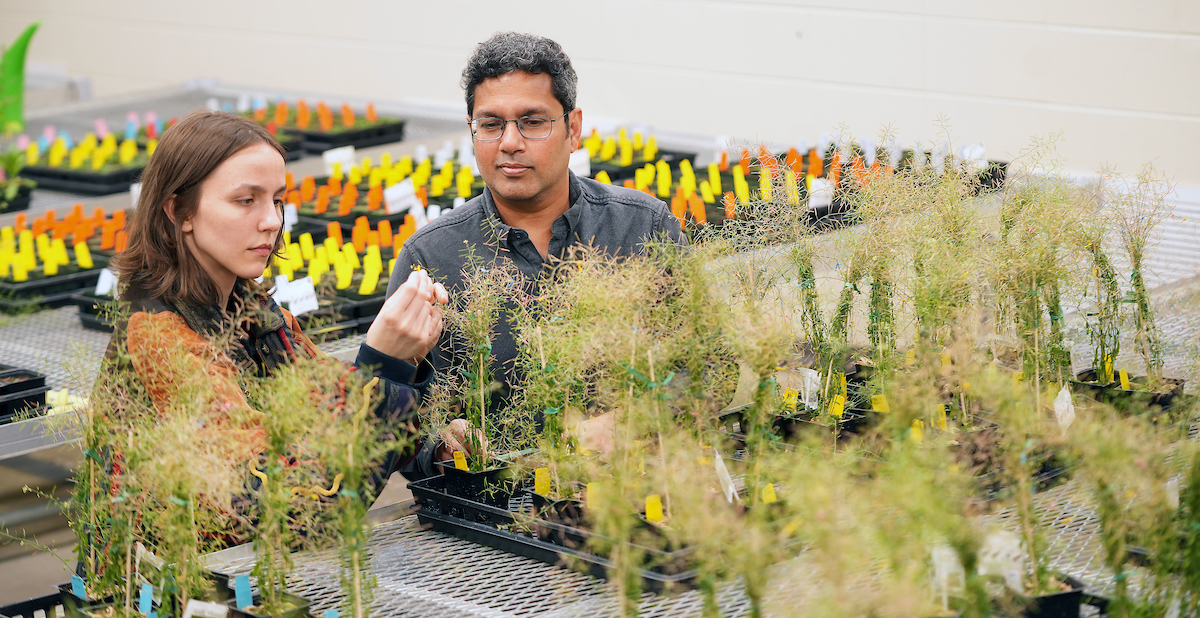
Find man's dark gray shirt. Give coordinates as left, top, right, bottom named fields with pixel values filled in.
left=384, top=170, right=688, bottom=383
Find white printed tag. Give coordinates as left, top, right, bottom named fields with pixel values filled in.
left=797, top=367, right=821, bottom=410
left=183, top=600, right=231, bottom=618
left=569, top=149, right=592, bottom=177
left=94, top=268, right=118, bottom=297
left=808, top=178, right=833, bottom=210
left=1167, top=478, right=1181, bottom=510
left=978, top=530, right=1025, bottom=594
left=931, top=544, right=965, bottom=608
left=713, top=448, right=737, bottom=504
left=1053, top=385, right=1075, bottom=432
left=384, top=178, right=421, bottom=215
left=286, top=277, right=319, bottom=317
left=282, top=203, right=298, bottom=233
left=322, top=145, right=357, bottom=176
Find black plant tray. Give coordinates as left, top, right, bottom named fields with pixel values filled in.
left=78, top=311, right=113, bottom=332
left=409, top=474, right=698, bottom=592
left=0, top=590, right=66, bottom=618
left=301, top=318, right=360, bottom=343
left=0, top=385, right=50, bottom=422
left=0, top=256, right=110, bottom=300
left=288, top=118, right=407, bottom=153
left=0, top=368, right=46, bottom=396
left=55, top=582, right=115, bottom=618
left=333, top=292, right=385, bottom=319
left=0, top=286, right=95, bottom=313
left=1071, top=369, right=1185, bottom=412
left=22, top=165, right=143, bottom=196
left=0, top=183, right=33, bottom=213
left=590, top=149, right=698, bottom=181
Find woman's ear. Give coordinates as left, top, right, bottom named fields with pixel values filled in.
left=166, top=194, right=192, bottom=232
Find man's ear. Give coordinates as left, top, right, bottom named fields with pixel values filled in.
left=166, top=194, right=192, bottom=233
left=568, top=107, right=583, bottom=151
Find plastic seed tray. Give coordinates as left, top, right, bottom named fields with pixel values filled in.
left=289, top=118, right=407, bottom=153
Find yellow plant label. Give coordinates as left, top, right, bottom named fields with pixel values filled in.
left=1103, top=355, right=1114, bottom=383
left=933, top=405, right=948, bottom=432
left=708, top=163, right=721, bottom=196
left=73, top=243, right=93, bottom=269
left=358, top=268, right=379, bottom=295
left=761, top=483, right=777, bottom=504
left=335, top=262, right=353, bottom=290
left=534, top=468, right=551, bottom=495
left=11, top=260, right=26, bottom=282
left=331, top=162, right=343, bottom=180
left=453, top=451, right=467, bottom=471
left=941, top=351, right=952, bottom=368
left=871, top=394, right=890, bottom=413
left=645, top=494, right=664, bottom=523
left=341, top=243, right=361, bottom=269
left=829, top=394, right=845, bottom=418
left=699, top=180, right=714, bottom=204
left=838, top=372, right=847, bottom=398
left=1119, top=368, right=1131, bottom=390
left=782, top=387, right=799, bottom=411
left=595, top=170, right=612, bottom=185
left=905, top=349, right=916, bottom=366
left=587, top=482, right=599, bottom=510
left=644, top=135, right=658, bottom=162
left=910, top=419, right=925, bottom=443
left=299, top=233, right=315, bottom=261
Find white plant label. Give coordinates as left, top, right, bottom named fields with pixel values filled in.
left=414, top=143, right=429, bottom=163
left=808, top=178, right=834, bottom=210
left=322, top=145, right=357, bottom=176
left=273, top=276, right=318, bottom=317
left=798, top=367, right=821, bottom=410
left=458, top=135, right=476, bottom=172
left=568, top=149, right=592, bottom=178
left=282, top=203, right=298, bottom=233
left=384, top=178, right=420, bottom=215
left=235, top=94, right=251, bottom=113
left=130, top=181, right=142, bottom=207
left=931, top=544, right=965, bottom=609
left=411, top=203, right=429, bottom=230
left=94, top=268, right=118, bottom=297
left=183, top=600, right=230, bottom=618
left=713, top=447, right=737, bottom=504
left=427, top=205, right=441, bottom=221
left=453, top=197, right=466, bottom=209
left=978, top=530, right=1025, bottom=594
left=1167, top=478, right=1181, bottom=510
left=1053, top=385, right=1075, bottom=432
left=434, top=140, right=455, bottom=167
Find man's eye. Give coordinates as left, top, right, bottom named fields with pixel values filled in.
left=479, top=120, right=503, bottom=131
left=522, top=118, right=546, bottom=127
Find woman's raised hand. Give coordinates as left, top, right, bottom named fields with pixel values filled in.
left=365, top=269, right=449, bottom=365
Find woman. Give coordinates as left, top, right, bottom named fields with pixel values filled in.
left=106, top=110, right=466, bottom=515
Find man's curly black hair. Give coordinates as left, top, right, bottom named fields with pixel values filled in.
left=462, top=32, right=578, bottom=120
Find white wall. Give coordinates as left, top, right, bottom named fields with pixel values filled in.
left=2, top=0, right=1198, bottom=183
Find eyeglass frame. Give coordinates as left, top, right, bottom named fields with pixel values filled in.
left=467, top=112, right=569, bottom=142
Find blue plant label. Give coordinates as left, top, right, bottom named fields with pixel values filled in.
left=325, top=610, right=339, bottom=618
left=60, top=129, right=74, bottom=150
left=71, top=574, right=86, bottom=598
left=234, top=574, right=253, bottom=609
left=140, top=583, right=153, bottom=614
left=148, top=612, right=158, bottom=618
left=125, top=119, right=138, bottom=141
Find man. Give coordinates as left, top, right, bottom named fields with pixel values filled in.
left=385, top=32, right=686, bottom=400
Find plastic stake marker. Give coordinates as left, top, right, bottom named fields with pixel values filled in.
left=644, top=135, right=658, bottom=162
left=645, top=494, right=664, bottom=523
left=139, top=583, right=153, bottom=614
left=594, top=170, right=611, bottom=185
left=828, top=394, right=845, bottom=419
left=325, top=611, right=339, bottom=618
left=723, top=192, right=736, bottom=219
left=655, top=160, right=671, bottom=198
left=761, top=483, right=777, bottom=504
left=234, top=575, right=252, bottom=610
left=74, top=243, right=93, bottom=269
left=453, top=451, right=468, bottom=471
left=934, top=405, right=948, bottom=432
left=1119, top=368, right=1131, bottom=390
left=910, top=419, right=924, bottom=443
left=72, top=575, right=86, bottom=598
left=358, top=267, right=379, bottom=295
left=785, top=169, right=800, bottom=205
left=534, top=467, right=551, bottom=495
left=871, top=394, right=890, bottom=413
left=707, top=162, right=721, bottom=196
left=782, top=387, right=799, bottom=412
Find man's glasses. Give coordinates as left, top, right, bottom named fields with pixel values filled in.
left=468, top=113, right=568, bottom=141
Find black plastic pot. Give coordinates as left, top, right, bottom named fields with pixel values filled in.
left=0, top=368, right=46, bottom=396
left=288, top=118, right=406, bottom=153
left=0, top=385, right=49, bottom=422
left=56, top=582, right=115, bottom=618
left=225, top=590, right=311, bottom=618
left=0, top=591, right=63, bottom=618
left=1071, top=369, right=1185, bottom=413
left=0, top=183, right=33, bottom=213
left=1019, top=575, right=1084, bottom=617
left=718, top=404, right=868, bottom=444
left=437, top=460, right=517, bottom=507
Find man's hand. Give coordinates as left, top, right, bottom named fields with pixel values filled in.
left=366, top=269, right=449, bottom=365
left=434, top=418, right=489, bottom=470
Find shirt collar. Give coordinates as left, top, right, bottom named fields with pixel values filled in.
left=480, top=171, right=584, bottom=243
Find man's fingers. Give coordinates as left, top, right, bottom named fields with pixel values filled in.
left=433, top=282, right=449, bottom=305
